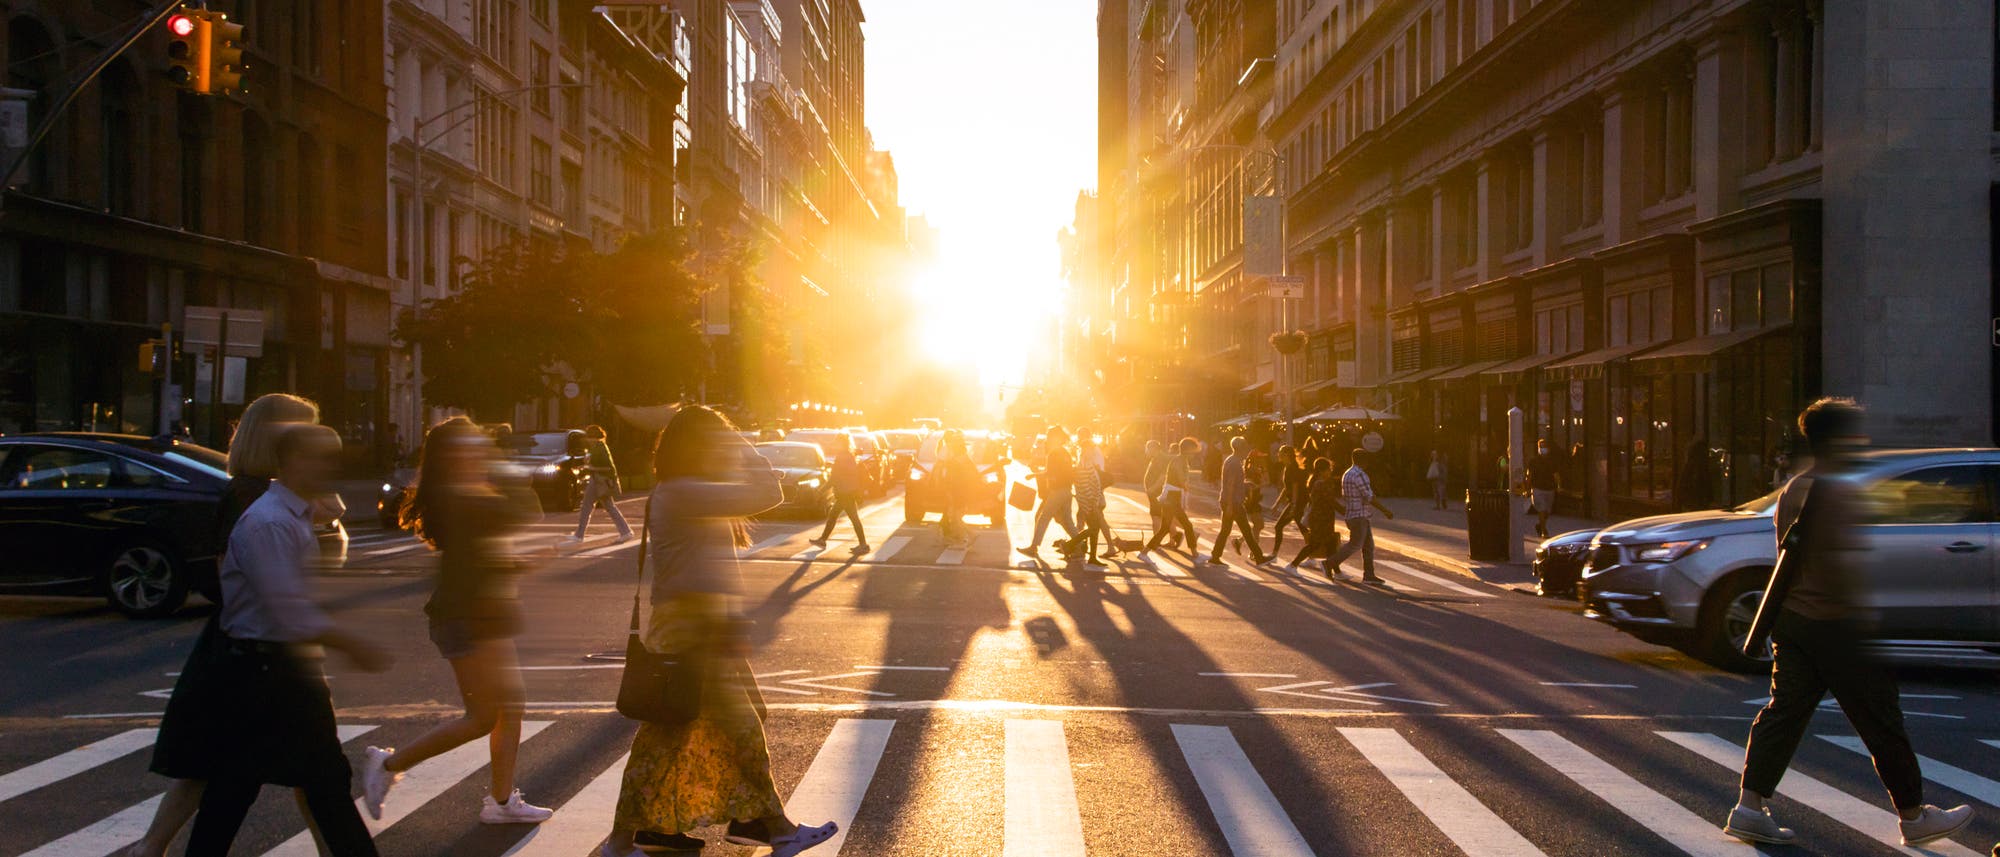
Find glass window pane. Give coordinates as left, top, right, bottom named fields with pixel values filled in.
left=6, top=447, right=116, bottom=490
left=1608, top=295, right=1629, bottom=347
left=1861, top=466, right=1992, bottom=525
left=1705, top=275, right=1731, bottom=334
left=1651, top=286, right=1673, bottom=344
left=1762, top=262, right=1793, bottom=325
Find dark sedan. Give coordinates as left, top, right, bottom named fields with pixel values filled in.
left=0, top=433, right=231, bottom=617
left=756, top=442, right=833, bottom=517
left=1532, top=528, right=1600, bottom=599
left=499, top=431, right=590, bottom=511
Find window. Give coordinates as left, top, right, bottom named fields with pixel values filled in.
left=1498, top=146, right=1533, bottom=252
left=1535, top=303, right=1583, bottom=355
left=561, top=159, right=582, bottom=223
left=1753, top=6, right=1821, bottom=164
left=1641, top=61, right=1695, bottom=205
left=335, top=146, right=362, bottom=241
left=1562, top=112, right=1603, bottom=233
left=530, top=139, right=553, bottom=207
left=531, top=47, right=552, bottom=115
left=474, top=88, right=518, bottom=187
left=1862, top=466, right=1994, bottom=525
left=475, top=0, right=519, bottom=65
left=5, top=447, right=116, bottom=490
left=1449, top=175, right=1479, bottom=270
left=1606, top=284, right=1673, bottom=347
left=530, top=0, right=550, bottom=24
left=294, top=1, right=322, bottom=75
left=1702, top=263, right=1793, bottom=334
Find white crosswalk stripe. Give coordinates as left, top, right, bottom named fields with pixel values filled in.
left=1822, top=734, right=2000, bottom=808
left=860, top=534, right=913, bottom=563
left=21, top=725, right=379, bottom=857
left=1375, top=558, right=1496, bottom=598
left=1340, top=726, right=1547, bottom=856
left=0, top=728, right=154, bottom=805
left=765, top=718, right=895, bottom=856
left=500, top=752, right=629, bottom=857
left=1660, top=731, right=1984, bottom=857
left=262, top=721, right=555, bottom=856
left=1172, top=723, right=1314, bottom=857
left=1004, top=719, right=1085, bottom=857
left=1498, top=729, right=1752, bottom=856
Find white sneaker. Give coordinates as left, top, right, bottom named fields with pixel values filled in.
left=1723, top=805, right=1796, bottom=844
left=481, top=789, right=555, bottom=824
left=613, top=533, right=633, bottom=544
left=361, top=746, right=400, bottom=821
left=1900, top=804, right=1973, bottom=846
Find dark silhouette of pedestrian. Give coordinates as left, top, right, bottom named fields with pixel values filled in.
left=1325, top=447, right=1394, bottom=582
left=1209, top=437, right=1270, bottom=565
left=809, top=435, right=869, bottom=554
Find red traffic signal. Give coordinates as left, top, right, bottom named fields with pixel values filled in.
left=167, top=14, right=196, bottom=38
left=164, top=9, right=209, bottom=92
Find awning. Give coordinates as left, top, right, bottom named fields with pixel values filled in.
left=1212, top=412, right=1283, bottom=429
left=1389, top=365, right=1454, bottom=386
left=1295, top=377, right=1341, bottom=395
left=1544, top=341, right=1670, bottom=381
left=1372, top=367, right=1428, bottom=388
left=1238, top=378, right=1274, bottom=395
left=1431, top=359, right=1508, bottom=382
left=1633, top=325, right=1789, bottom=368
left=1480, top=351, right=1579, bottom=384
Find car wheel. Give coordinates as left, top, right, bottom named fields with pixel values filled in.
left=104, top=541, right=190, bottom=619
left=1695, top=569, right=1775, bottom=674
left=904, top=497, right=924, bottom=524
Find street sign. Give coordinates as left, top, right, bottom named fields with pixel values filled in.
left=1243, top=195, right=1284, bottom=276
left=0, top=88, right=33, bottom=149
left=1266, top=275, right=1306, bottom=301
left=192, top=355, right=247, bottom=404
left=182, top=306, right=265, bottom=357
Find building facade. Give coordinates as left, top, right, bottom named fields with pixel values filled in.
left=1101, top=0, right=1996, bottom=519
left=0, top=0, right=395, bottom=468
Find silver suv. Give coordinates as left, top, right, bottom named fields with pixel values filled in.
left=1579, top=448, right=2000, bottom=672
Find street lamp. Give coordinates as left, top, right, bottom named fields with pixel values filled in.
left=403, top=83, right=583, bottom=440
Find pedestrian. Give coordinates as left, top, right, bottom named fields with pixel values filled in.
left=1426, top=449, right=1449, bottom=511
left=1523, top=439, right=1559, bottom=538
left=1239, top=451, right=1268, bottom=555
left=1202, top=437, right=1224, bottom=485
left=1144, top=438, right=1200, bottom=555
left=1677, top=437, right=1713, bottom=511
left=360, top=419, right=553, bottom=825
left=1019, top=425, right=1078, bottom=556
left=1268, top=445, right=1310, bottom=555
left=1071, top=434, right=1118, bottom=566
left=1285, top=458, right=1341, bottom=572
left=600, top=406, right=837, bottom=857
left=1209, top=437, right=1272, bottom=566
left=938, top=429, right=975, bottom=545
left=1724, top=398, right=1972, bottom=847
left=135, top=394, right=338, bottom=857
left=808, top=434, right=869, bottom=554
left=1325, top=447, right=1395, bottom=583
left=1140, top=440, right=1181, bottom=549
left=181, top=423, right=393, bottom=857
left=568, top=425, right=635, bottom=545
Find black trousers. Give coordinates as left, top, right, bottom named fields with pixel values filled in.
left=1146, top=493, right=1195, bottom=552
left=1741, top=611, right=1924, bottom=812
left=1269, top=499, right=1307, bottom=553
left=1290, top=519, right=1340, bottom=566
left=187, top=777, right=377, bottom=856
left=818, top=492, right=865, bottom=542
left=1210, top=504, right=1267, bottom=562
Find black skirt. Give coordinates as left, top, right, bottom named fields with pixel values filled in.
left=151, top=623, right=353, bottom=789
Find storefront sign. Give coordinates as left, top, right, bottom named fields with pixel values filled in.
left=1362, top=431, right=1385, bottom=453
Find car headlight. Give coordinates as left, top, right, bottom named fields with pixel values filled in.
left=909, top=468, right=925, bottom=481
left=381, top=482, right=394, bottom=493
left=985, top=472, right=1000, bottom=483
left=800, top=477, right=822, bottom=488
left=1632, top=539, right=1708, bottom=563
left=538, top=463, right=559, bottom=474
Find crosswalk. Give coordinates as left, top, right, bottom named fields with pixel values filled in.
left=7, top=714, right=2000, bottom=856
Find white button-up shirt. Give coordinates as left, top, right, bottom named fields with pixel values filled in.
left=218, top=481, right=334, bottom=643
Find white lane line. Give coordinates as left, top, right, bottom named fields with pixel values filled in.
left=262, top=721, right=555, bottom=856
left=356, top=541, right=429, bottom=559
left=1172, top=724, right=1314, bottom=856
left=0, top=728, right=155, bottom=805
left=861, top=535, right=912, bottom=563
left=1201, top=672, right=1300, bottom=678
left=1004, top=720, right=1086, bottom=857
left=576, top=538, right=639, bottom=558
left=60, top=712, right=164, bottom=720
left=1540, top=682, right=1639, bottom=689
left=1823, top=735, right=2000, bottom=807
left=1374, top=558, right=1496, bottom=599
left=501, top=752, right=630, bottom=857
left=936, top=545, right=969, bottom=565
left=857, top=665, right=952, bottom=672
left=1984, top=739, right=2000, bottom=752
left=763, top=719, right=895, bottom=856
left=1661, top=731, right=1982, bottom=856
left=790, top=543, right=834, bottom=561
left=517, top=664, right=626, bottom=671
left=743, top=531, right=795, bottom=557
left=1498, top=729, right=1749, bottom=856
left=1339, top=727, right=1546, bottom=856
left=1136, top=552, right=1191, bottom=578
left=23, top=726, right=377, bottom=857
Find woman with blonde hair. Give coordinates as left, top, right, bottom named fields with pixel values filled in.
left=600, top=406, right=835, bottom=857
left=132, top=393, right=340, bottom=857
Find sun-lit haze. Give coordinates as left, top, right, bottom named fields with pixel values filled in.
left=864, top=1, right=1097, bottom=393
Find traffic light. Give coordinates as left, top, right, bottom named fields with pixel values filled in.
left=207, top=12, right=244, bottom=94
left=164, top=10, right=208, bottom=93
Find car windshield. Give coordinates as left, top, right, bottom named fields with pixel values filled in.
left=758, top=445, right=823, bottom=468
left=1733, top=488, right=1782, bottom=515
left=502, top=433, right=571, bottom=456
left=788, top=432, right=845, bottom=456
left=161, top=443, right=229, bottom=479
left=851, top=434, right=880, bottom=452
left=881, top=431, right=922, bottom=451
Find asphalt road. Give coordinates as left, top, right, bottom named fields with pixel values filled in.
left=2, top=482, right=1997, bottom=856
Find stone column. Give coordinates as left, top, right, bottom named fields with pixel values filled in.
left=1355, top=214, right=1388, bottom=387
left=1429, top=184, right=1447, bottom=292
left=1474, top=156, right=1495, bottom=282
left=1598, top=81, right=1640, bottom=247
left=1693, top=25, right=1747, bottom=220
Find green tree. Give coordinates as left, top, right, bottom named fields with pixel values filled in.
left=576, top=228, right=711, bottom=406
left=397, top=241, right=586, bottom=418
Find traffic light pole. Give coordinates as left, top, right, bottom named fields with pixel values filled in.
left=0, top=0, right=185, bottom=197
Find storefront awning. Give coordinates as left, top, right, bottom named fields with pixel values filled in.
left=1632, top=325, right=1790, bottom=369
left=1390, top=366, right=1454, bottom=386
left=1238, top=379, right=1274, bottom=395
left=1430, top=359, right=1508, bottom=382
left=1544, top=341, right=1670, bottom=381
left=1481, top=351, right=1580, bottom=384
left=1295, top=377, right=1341, bottom=395
left=1212, top=412, right=1282, bottom=429
left=1372, top=367, right=1427, bottom=388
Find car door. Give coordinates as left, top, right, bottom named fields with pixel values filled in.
left=1853, top=463, right=1995, bottom=640
left=0, top=443, right=124, bottom=586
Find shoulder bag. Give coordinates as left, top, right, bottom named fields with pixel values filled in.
left=615, top=495, right=707, bottom=725
left=1742, top=478, right=1815, bottom=656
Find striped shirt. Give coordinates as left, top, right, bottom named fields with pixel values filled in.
left=1339, top=465, right=1375, bottom=519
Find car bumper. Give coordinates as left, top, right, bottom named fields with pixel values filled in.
left=1531, top=550, right=1588, bottom=595
left=1579, top=562, right=1679, bottom=627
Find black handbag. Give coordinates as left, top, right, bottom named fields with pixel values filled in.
left=1743, top=478, right=1815, bottom=656
left=615, top=497, right=707, bottom=725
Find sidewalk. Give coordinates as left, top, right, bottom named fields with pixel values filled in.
left=1179, top=476, right=1602, bottom=592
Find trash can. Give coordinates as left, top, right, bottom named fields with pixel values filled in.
left=1467, top=488, right=1511, bottom=561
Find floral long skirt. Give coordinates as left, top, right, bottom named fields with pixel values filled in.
left=614, top=598, right=784, bottom=833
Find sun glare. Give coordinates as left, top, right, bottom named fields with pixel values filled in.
left=912, top=264, right=1059, bottom=389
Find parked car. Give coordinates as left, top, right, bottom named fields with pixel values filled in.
left=1532, top=528, right=1600, bottom=598
left=1580, top=448, right=2000, bottom=672
left=787, top=429, right=883, bottom=496
left=0, top=433, right=229, bottom=617
left=755, top=442, right=833, bottom=517
left=876, top=430, right=925, bottom=485
left=904, top=430, right=1009, bottom=524
left=849, top=431, right=890, bottom=496
left=498, top=431, right=590, bottom=512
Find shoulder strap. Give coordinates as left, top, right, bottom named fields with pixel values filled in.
left=1778, top=476, right=1816, bottom=549
left=630, top=493, right=653, bottom=634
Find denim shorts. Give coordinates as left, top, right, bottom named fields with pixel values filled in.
left=428, top=617, right=513, bottom=660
